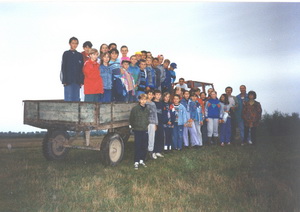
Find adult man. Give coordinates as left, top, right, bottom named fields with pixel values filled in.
left=175, top=78, right=188, bottom=90
left=236, top=85, right=249, bottom=143
left=225, top=86, right=238, bottom=142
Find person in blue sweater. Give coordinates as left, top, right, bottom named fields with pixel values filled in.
left=99, top=52, right=112, bottom=103
left=136, top=59, right=149, bottom=97
left=146, top=57, right=156, bottom=90
left=60, top=37, right=84, bottom=101
left=171, top=94, right=188, bottom=150
left=181, top=91, right=201, bottom=148
left=205, top=91, right=222, bottom=145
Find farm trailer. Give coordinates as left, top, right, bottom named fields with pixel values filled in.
left=23, top=100, right=136, bottom=166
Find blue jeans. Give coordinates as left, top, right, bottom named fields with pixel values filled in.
left=100, top=89, right=112, bottom=103
left=164, top=127, right=173, bottom=150
left=172, top=123, right=184, bottom=150
left=64, top=83, right=80, bottom=101
left=220, top=117, right=231, bottom=143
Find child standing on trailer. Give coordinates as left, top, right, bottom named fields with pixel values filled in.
left=120, top=60, right=135, bottom=102
left=171, top=94, right=188, bottom=151
left=181, top=91, right=201, bottom=148
left=136, top=59, right=149, bottom=97
left=99, top=52, right=112, bottom=103
left=130, top=94, right=150, bottom=170
left=189, top=93, right=203, bottom=147
left=162, top=92, right=174, bottom=152
left=219, top=94, right=231, bottom=146
left=145, top=90, right=158, bottom=159
left=153, top=90, right=165, bottom=158
left=205, top=91, right=222, bottom=145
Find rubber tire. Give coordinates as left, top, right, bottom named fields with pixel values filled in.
left=43, top=130, right=70, bottom=160
left=114, top=126, right=131, bottom=143
left=100, top=133, right=124, bottom=166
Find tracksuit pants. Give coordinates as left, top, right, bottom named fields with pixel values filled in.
left=183, top=122, right=200, bottom=147
left=194, top=122, right=203, bottom=146
left=154, top=124, right=164, bottom=153
left=148, top=124, right=156, bottom=152
left=207, top=118, right=219, bottom=137
left=220, top=117, right=231, bottom=143
left=164, top=127, right=173, bottom=150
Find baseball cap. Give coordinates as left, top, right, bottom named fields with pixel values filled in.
left=170, top=63, right=177, bottom=69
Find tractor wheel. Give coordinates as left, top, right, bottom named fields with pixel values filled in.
left=42, top=130, right=70, bottom=160
left=100, top=133, right=124, bottom=166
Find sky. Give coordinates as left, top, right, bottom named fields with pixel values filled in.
left=0, top=1, right=300, bottom=132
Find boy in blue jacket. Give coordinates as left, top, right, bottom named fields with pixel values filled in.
left=171, top=94, right=188, bottom=150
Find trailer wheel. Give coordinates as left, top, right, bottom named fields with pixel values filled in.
left=100, top=133, right=124, bottom=166
left=43, top=130, right=70, bottom=160
left=114, top=126, right=131, bottom=143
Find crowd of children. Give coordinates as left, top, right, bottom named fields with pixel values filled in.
left=60, top=37, right=262, bottom=170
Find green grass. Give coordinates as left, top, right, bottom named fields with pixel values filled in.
left=0, top=135, right=299, bottom=212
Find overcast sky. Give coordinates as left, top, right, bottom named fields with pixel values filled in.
left=0, top=2, right=300, bottom=132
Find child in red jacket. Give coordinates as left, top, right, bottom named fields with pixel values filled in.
left=83, top=48, right=104, bottom=102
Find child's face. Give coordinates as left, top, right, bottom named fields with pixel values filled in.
left=139, top=62, right=146, bottom=70
left=90, top=53, right=99, bottom=61
left=158, top=56, right=164, bottom=64
left=146, top=58, right=152, bottom=66
left=141, top=53, right=147, bottom=60
left=136, top=54, right=142, bottom=60
left=102, top=54, right=110, bottom=64
left=220, top=95, right=225, bottom=102
left=183, top=92, right=190, bottom=100
left=152, top=60, right=159, bottom=68
left=122, top=62, right=129, bottom=70
left=130, top=56, right=137, bottom=66
left=200, top=93, right=206, bottom=99
left=70, top=40, right=78, bottom=50
left=176, top=89, right=182, bottom=95
left=139, top=98, right=147, bottom=106
left=109, top=45, right=116, bottom=50
left=154, top=93, right=161, bottom=101
left=163, top=62, right=169, bottom=69
left=121, top=47, right=128, bottom=56
left=249, top=94, right=254, bottom=100
left=173, top=96, right=180, bottom=104
left=208, top=88, right=213, bottom=95
left=211, top=92, right=217, bottom=99
left=147, top=92, right=154, bottom=100
left=111, top=52, right=118, bottom=60
left=164, top=94, right=170, bottom=102
left=83, top=46, right=91, bottom=54
left=146, top=52, right=152, bottom=57
left=101, top=45, right=108, bottom=53
left=191, top=95, right=197, bottom=101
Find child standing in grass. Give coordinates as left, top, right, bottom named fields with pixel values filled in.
left=153, top=90, right=165, bottom=158
left=146, top=90, right=158, bottom=159
left=205, top=91, right=221, bottom=145
left=130, top=94, right=150, bottom=170
left=171, top=94, right=188, bottom=151
left=189, top=93, right=203, bottom=147
left=162, top=92, right=174, bottom=152
left=242, top=91, right=262, bottom=146
left=219, top=94, right=231, bottom=146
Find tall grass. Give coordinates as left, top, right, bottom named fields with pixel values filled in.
left=0, top=134, right=299, bottom=212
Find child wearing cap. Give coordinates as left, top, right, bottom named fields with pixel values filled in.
left=169, top=62, right=177, bottom=86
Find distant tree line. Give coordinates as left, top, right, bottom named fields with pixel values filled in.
left=259, top=111, right=300, bottom=136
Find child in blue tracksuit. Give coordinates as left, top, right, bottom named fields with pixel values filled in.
left=219, top=93, right=232, bottom=146
left=171, top=94, right=188, bottom=150
left=180, top=91, right=201, bottom=148
left=162, top=92, right=174, bottom=152
left=189, top=93, right=203, bottom=146
left=205, top=91, right=222, bottom=145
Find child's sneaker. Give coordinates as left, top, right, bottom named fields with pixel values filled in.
left=152, top=153, right=157, bottom=159
left=139, top=160, right=147, bottom=168
left=134, top=162, right=139, bottom=170
left=221, top=142, right=225, bottom=147
left=164, top=146, right=168, bottom=150
left=248, top=140, right=253, bottom=145
left=227, top=142, right=231, bottom=145
left=156, top=153, right=164, bottom=158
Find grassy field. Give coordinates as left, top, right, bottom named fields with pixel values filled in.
left=0, top=135, right=299, bottom=212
